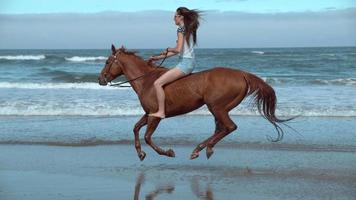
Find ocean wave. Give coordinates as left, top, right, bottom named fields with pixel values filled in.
left=0, top=54, right=107, bottom=62
left=0, top=102, right=355, bottom=117
left=65, top=56, right=107, bottom=62
left=37, top=70, right=102, bottom=83
left=0, top=138, right=132, bottom=146
left=313, top=78, right=356, bottom=85
left=260, top=77, right=356, bottom=86
left=0, top=55, right=46, bottom=60
left=251, top=51, right=264, bottom=55
left=319, top=53, right=336, bottom=56
left=0, top=82, right=130, bottom=89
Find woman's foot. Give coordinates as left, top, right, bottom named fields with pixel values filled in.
left=148, top=112, right=165, bottom=119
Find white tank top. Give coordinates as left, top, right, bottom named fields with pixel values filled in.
left=177, top=26, right=195, bottom=58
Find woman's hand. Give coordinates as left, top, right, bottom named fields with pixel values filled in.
left=149, top=48, right=170, bottom=62
left=160, top=48, right=170, bottom=55
left=148, top=55, right=161, bottom=62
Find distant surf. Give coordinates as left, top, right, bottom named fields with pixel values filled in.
left=0, top=55, right=46, bottom=60
left=65, top=56, right=107, bottom=62
left=0, top=82, right=124, bottom=89
left=251, top=51, right=264, bottom=55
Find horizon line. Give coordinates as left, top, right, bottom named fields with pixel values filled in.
left=1, top=7, right=356, bottom=15
left=0, top=45, right=355, bottom=51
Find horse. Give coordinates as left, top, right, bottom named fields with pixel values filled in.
left=98, top=44, right=293, bottom=161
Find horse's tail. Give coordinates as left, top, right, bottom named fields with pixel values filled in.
left=242, top=72, right=295, bottom=142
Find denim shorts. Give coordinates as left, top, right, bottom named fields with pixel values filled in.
left=175, top=56, right=196, bottom=75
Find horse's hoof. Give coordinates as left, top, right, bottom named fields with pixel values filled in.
left=138, top=151, right=146, bottom=161
left=190, top=152, right=199, bottom=160
left=206, top=147, right=214, bottom=159
left=166, top=149, right=175, bottom=157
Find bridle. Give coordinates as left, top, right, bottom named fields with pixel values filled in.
left=106, top=48, right=169, bottom=87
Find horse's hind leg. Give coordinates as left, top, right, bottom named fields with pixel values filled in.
left=205, top=87, right=246, bottom=159
left=133, top=114, right=148, bottom=161
left=206, top=110, right=237, bottom=159
left=144, top=116, right=175, bottom=158
left=190, top=118, right=222, bottom=159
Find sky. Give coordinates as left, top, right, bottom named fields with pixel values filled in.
left=1, top=0, right=355, bottom=14
left=0, top=0, right=355, bottom=49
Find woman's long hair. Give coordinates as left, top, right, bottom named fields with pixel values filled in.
left=176, top=7, right=203, bottom=47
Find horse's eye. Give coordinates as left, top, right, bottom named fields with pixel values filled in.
left=106, top=61, right=109, bottom=64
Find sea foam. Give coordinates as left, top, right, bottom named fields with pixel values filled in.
left=0, top=55, right=46, bottom=60
left=65, top=56, right=107, bottom=62
left=0, top=82, right=130, bottom=89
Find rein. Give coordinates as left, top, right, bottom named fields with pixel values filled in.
left=109, top=48, right=169, bottom=87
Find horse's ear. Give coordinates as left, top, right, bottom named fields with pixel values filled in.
left=111, top=44, right=116, bottom=54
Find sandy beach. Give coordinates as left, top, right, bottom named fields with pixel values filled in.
left=1, top=115, right=356, bottom=200
left=1, top=144, right=356, bottom=200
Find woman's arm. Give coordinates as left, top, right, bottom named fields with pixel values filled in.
left=149, top=31, right=184, bottom=60
left=168, top=31, right=184, bottom=53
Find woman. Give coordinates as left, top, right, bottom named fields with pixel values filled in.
left=148, top=7, right=202, bottom=119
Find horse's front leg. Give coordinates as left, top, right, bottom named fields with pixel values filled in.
left=133, top=114, right=148, bottom=161
left=144, top=116, right=175, bottom=158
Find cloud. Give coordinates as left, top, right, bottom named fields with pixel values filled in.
left=0, top=8, right=355, bottom=49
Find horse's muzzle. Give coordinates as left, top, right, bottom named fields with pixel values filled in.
left=98, top=76, right=108, bottom=86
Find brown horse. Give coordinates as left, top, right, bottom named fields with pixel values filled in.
left=98, top=44, right=292, bottom=161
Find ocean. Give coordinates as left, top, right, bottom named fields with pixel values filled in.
left=0, top=47, right=356, bottom=145
left=0, top=47, right=355, bottom=116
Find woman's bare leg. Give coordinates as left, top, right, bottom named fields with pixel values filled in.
left=149, top=67, right=185, bottom=118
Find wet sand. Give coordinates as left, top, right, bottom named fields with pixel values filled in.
left=1, top=144, right=355, bottom=200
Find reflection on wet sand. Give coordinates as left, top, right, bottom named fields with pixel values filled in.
left=134, top=173, right=214, bottom=200
left=190, top=177, right=214, bottom=200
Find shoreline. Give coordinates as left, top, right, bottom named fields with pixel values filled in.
left=1, top=115, right=356, bottom=146
left=1, top=141, right=356, bottom=153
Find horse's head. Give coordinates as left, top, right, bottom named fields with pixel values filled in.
left=98, top=44, right=125, bottom=86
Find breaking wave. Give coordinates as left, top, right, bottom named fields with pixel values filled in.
left=65, top=56, right=107, bottom=62
left=0, top=55, right=46, bottom=60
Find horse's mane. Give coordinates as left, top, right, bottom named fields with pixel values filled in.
left=118, top=46, right=138, bottom=56
left=118, top=46, right=166, bottom=70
